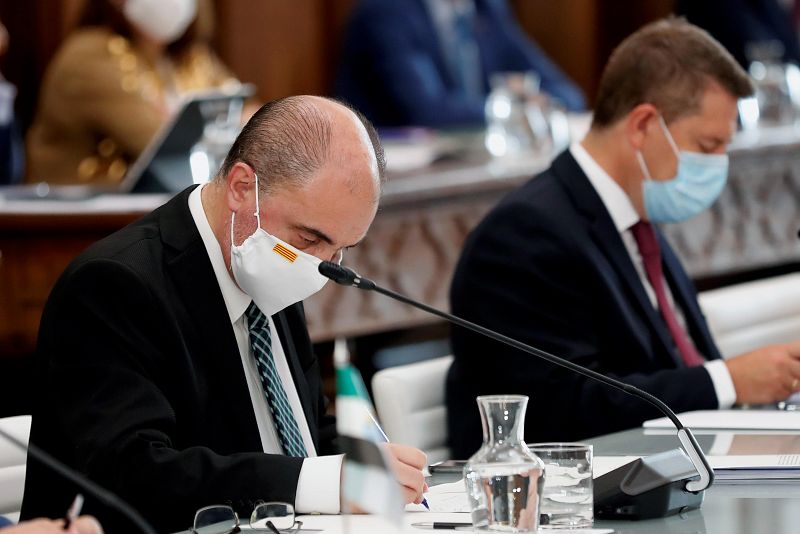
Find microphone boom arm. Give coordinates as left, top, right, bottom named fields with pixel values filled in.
left=319, top=261, right=713, bottom=493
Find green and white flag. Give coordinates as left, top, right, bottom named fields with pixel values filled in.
left=335, top=339, right=403, bottom=526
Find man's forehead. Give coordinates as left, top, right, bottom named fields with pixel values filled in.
left=675, top=88, right=738, bottom=132
left=272, top=184, right=377, bottom=245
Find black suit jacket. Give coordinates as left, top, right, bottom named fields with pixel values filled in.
left=446, top=151, right=722, bottom=459
left=20, top=186, right=336, bottom=533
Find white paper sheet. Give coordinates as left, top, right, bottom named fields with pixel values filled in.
left=406, top=479, right=471, bottom=513
left=644, top=410, right=800, bottom=430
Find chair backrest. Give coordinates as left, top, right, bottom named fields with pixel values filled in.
left=0, top=415, right=31, bottom=518
left=698, top=273, right=800, bottom=358
left=371, top=356, right=453, bottom=464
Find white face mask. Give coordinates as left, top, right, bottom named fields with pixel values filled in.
left=230, top=175, right=330, bottom=317
left=123, top=0, right=197, bottom=43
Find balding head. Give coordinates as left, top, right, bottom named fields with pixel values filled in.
left=218, top=95, right=385, bottom=196
left=206, top=96, right=386, bottom=268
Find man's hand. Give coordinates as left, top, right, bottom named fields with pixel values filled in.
left=3, top=516, right=104, bottom=534
left=726, top=342, right=800, bottom=404
left=383, top=443, right=428, bottom=505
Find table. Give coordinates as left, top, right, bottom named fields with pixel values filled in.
left=286, top=426, right=800, bottom=533
left=585, top=426, right=800, bottom=533
left=402, top=425, right=800, bottom=533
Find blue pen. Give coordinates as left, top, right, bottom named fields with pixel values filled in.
left=366, top=408, right=431, bottom=510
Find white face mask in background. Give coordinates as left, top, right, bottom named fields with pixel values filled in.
left=230, top=174, right=330, bottom=317
left=123, top=0, right=198, bottom=43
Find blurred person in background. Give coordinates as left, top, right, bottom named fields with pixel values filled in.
left=677, top=0, right=800, bottom=68
left=25, top=0, right=242, bottom=186
left=0, top=18, right=23, bottom=185
left=335, top=0, right=585, bottom=128
left=446, top=19, right=800, bottom=457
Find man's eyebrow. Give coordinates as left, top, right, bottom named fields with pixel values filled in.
left=293, top=224, right=366, bottom=249
left=294, top=224, right=334, bottom=245
left=701, top=135, right=727, bottom=147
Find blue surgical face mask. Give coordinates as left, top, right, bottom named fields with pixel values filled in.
left=636, top=116, right=728, bottom=223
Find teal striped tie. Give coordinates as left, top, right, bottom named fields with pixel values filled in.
left=246, top=302, right=308, bottom=457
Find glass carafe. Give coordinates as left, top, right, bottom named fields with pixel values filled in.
left=485, top=72, right=552, bottom=158
left=464, top=395, right=545, bottom=532
left=745, top=40, right=797, bottom=126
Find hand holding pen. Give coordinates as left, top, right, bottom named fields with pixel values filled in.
left=0, top=498, right=102, bottom=534
left=366, top=409, right=430, bottom=509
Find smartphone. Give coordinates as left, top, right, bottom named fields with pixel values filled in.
left=428, top=460, right=468, bottom=474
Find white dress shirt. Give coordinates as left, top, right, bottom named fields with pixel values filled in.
left=569, top=142, right=736, bottom=408
left=188, top=184, right=343, bottom=513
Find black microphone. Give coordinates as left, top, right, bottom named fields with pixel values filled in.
left=0, top=424, right=157, bottom=534
left=319, top=261, right=714, bottom=520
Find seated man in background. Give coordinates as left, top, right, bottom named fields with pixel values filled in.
left=335, top=0, right=585, bottom=128
left=447, top=18, right=800, bottom=458
left=21, top=96, right=426, bottom=532
left=26, top=0, right=241, bottom=185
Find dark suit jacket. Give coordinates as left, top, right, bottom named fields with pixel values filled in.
left=0, top=115, right=23, bottom=185
left=446, top=151, right=722, bottom=459
left=678, top=0, right=800, bottom=67
left=20, top=186, right=336, bottom=533
left=334, top=0, right=585, bottom=127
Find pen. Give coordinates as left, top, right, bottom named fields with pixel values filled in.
left=365, top=408, right=431, bottom=510
left=63, top=493, right=84, bottom=531
left=411, top=521, right=473, bottom=530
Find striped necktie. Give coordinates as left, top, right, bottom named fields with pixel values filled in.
left=245, top=302, right=308, bottom=457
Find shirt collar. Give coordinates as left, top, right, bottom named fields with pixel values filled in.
left=569, top=141, right=640, bottom=233
left=188, top=184, right=251, bottom=324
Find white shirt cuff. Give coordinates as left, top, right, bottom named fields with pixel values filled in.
left=704, top=359, right=737, bottom=408
left=295, top=454, right=344, bottom=514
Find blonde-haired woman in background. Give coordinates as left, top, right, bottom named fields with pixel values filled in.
left=26, top=0, right=242, bottom=185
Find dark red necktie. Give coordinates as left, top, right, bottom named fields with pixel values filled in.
left=795, top=0, right=800, bottom=31
left=630, top=221, right=705, bottom=367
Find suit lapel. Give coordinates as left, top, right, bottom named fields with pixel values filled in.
left=160, top=187, right=263, bottom=452
left=273, top=309, right=319, bottom=448
left=552, top=152, right=683, bottom=367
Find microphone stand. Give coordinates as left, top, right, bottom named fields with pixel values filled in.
left=319, top=261, right=714, bottom=520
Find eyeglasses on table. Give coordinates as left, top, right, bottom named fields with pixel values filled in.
left=192, top=501, right=304, bottom=534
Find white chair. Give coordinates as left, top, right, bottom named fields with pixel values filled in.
left=0, top=415, right=31, bottom=522
left=698, top=273, right=800, bottom=358
left=371, top=356, right=453, bottom=464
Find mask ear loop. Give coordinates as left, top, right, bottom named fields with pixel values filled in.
left=230, top=211, right=236, bottom=246
left=657, top=115, right=680, bottom=158
left=635, top=150, right=653, bottom=182
left=253, top=172, right=262, bottom=230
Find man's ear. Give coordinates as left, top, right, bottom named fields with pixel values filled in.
left=624, top=103, right=660, bottom=151
left=225, top=162, right=256, bottom=213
